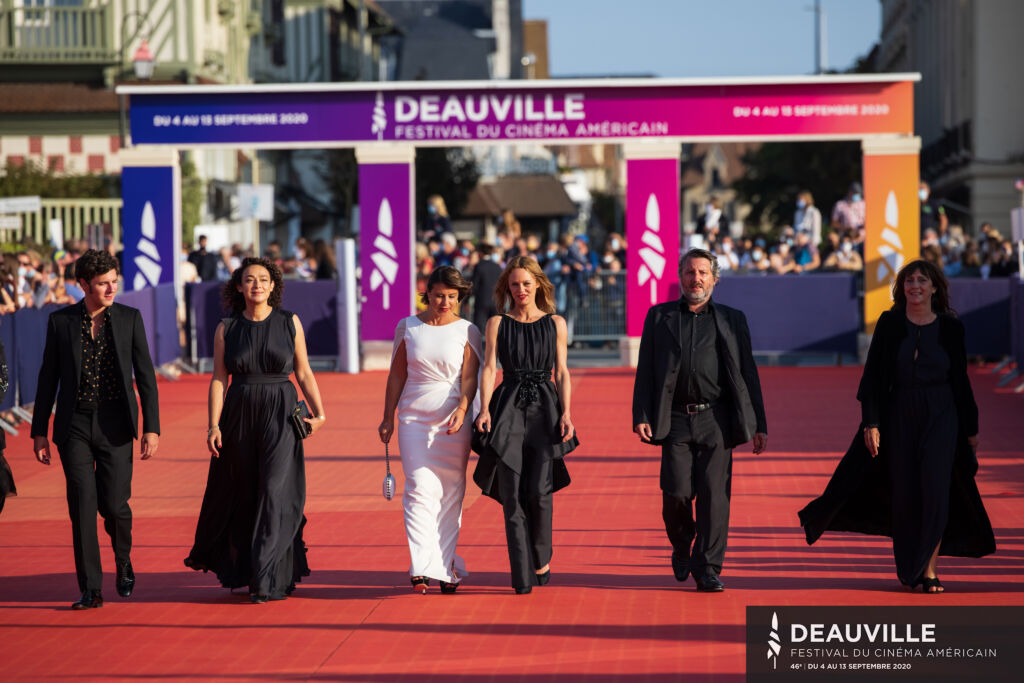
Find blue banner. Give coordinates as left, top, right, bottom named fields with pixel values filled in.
left=122, top=165, right=176, bottom=291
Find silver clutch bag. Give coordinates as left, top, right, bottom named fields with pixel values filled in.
left=383, top=441, right=396, bottom=501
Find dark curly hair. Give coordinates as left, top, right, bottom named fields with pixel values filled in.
left=222, top=257, right=284, bottom=314
left=75, top=249, right=120, bottom=285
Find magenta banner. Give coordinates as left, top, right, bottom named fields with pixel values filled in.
left=359, top=162, right=414, bottom=341
left=126, top=78, right=914, bottom=146
left=626, top=157, right=680, bottom=337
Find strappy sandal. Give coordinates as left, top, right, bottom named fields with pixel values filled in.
left=921, top=577, right=944, bottom=593
left=410, top=576, right=429, bottom=594
left=439, top=581, right=458, bottom=594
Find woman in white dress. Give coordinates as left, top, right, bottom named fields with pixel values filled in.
left=379, top=266, right=482, bottom=594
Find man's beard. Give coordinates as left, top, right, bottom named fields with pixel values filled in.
left=683, top=287, right=710, bottom=305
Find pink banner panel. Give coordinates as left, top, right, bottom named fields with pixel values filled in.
left=626, top=157, right=680, bottom=337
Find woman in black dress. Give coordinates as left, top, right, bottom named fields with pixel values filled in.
left=186, top=257, right=327, bottom=602
left=800, top=259, right=994, bottom=592
left=0, top=339, right=13, bottom=514
left=473, top=256, right=578, bottom=594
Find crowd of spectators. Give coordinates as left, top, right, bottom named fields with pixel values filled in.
left=0, top=240, right=101, bottom=314
left=184, top=234, right=338, bottom=287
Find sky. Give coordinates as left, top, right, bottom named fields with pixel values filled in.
left=522, top=0, right=882, bottom=78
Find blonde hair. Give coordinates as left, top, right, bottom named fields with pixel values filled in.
left=494, top=255, right=556, bottom=314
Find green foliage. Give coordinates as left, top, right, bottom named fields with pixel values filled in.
left=179, top=154, right=203, bottom=246
left=731, top=141, right=862, bottom=230
left=415, top=148, right=479, bottom=226
left=0, top=159, right=118, bottom=198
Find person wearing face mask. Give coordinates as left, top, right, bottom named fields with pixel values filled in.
left=794, top=191, right=822, bottom=247
left=823, top=232, right=863, bottom=272
left=715, top=236, right=739, bottom=271
left=695, top=197, right=725, bottom=244
left=605, top=233, right=627, bottom=265
left=470, top=243, right=503, bottom=333
left=830, top=182, right=866, bottom=235
left=918, top=181, right=947, bottom=239
left=421, top=195, right=452, bottom=244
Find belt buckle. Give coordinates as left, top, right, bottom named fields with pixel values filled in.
left=686, top=403, right=700, bottom=415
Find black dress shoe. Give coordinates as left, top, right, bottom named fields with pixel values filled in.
left=72, top=590, right=104, bottom=610
left=514, top=585, right=532, bottom=594
left=116, top=561, right=136, bottom=598
left=535, top=569, right=551, bottom=586
left=671, top=551, right=690, bottom=582
left=695, top=572, right=724, bottom=592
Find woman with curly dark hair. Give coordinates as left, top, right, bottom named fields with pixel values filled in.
left=186, top=257, right=326, bottom=603
left=800, top=259, right=995, bottom=593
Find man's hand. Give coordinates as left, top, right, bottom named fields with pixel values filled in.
left=34, top=436, right=51, bottom=465
left=141, top=432, right=159, bottom=460
left=752, top=432, right=768, bottom=454
left=863, top=427, right=880, bottom=457
left=634, top=423, right=653, bottom=443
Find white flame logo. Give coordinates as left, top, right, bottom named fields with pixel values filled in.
left=371, top=91, right=387, bottom=141
left=636, top=193, right=666, bottom=305
left=767, top=612, right=781, bottom=669
left=133, top=201, right=162, bottom=290
left=369, top=198, right=398, bottom=309
left=876, top=190, right=904, bottom=288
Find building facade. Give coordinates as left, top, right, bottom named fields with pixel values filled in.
left=878, top=0, right=1024, bottom=232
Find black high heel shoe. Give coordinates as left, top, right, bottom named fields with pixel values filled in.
left=921, top=576, right=943, bottom=593
left=410, top=576, right=429, bottom=594
left=439, top=581, right=458, bottom=594
left=535, top=569, right=551, bottom=586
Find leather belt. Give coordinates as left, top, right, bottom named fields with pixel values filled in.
left=685, top=402, right=714, bottom=415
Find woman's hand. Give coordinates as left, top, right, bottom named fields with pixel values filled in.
left=967, top=435, right=979, bottom=451
left=863, top=427, right=880, bottom=457
left=207, top=426, right=222, bottom=457
left=305, top=415, right=326, bottom=438
left=559, top=413, right=575, bottom=442
left=474, top=410, right=491, bottom=433
left=447, top=407, right=467, bottom=434
left=378, top=417, right=394, bottom=444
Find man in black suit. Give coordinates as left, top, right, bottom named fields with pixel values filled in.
left=632, top=248, right=766, bottom=592
left=188, top=234, right=218, bottom=282
left=470, top=243, right=503, bottom=333
left=32, top=249, right=160, bottom=609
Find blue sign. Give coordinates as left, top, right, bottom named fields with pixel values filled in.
left=122, top=165, right=176, bottom=290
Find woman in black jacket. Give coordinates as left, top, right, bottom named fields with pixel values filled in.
left=800, top=259, right=994, bottom=592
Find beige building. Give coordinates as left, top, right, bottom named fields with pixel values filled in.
left=878, top=0, right=1024, bottom=233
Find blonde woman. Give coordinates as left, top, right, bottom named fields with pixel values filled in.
left=473, top=256, right=578, bottom=594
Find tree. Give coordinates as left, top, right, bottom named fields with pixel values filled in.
left=179, top=154, right=203, bottom=246
left=732, top=141, right=862, bottom=232
left=0, top=159, right=117, bottom=198
left=414, top=147, right=479, bottom=228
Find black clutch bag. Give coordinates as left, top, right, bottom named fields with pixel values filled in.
left=291, top=401, right=312, bottom=439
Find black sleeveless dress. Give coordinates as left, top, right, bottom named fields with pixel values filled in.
left=472, top=314, right=577, bottom=500
left=185, top=309, right=310, bottom=599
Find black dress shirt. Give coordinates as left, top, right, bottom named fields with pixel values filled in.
left=77, top=308, right=122, bottom=405
left=673, top=303, right=722, bottom=407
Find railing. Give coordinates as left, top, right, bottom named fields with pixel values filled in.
left=0, top=3, right=116, bottom=63
left=2, top=198, right=122, bottom=246
left=563, top=270, right=627, bottom=342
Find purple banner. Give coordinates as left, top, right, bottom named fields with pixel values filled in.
left=359, top=162, right=414, bottom=341
left=626, top=157, right=679, bottom=337
left=127, top=79, right=913, bottom=146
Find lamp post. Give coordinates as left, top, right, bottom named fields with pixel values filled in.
left=118, top=11, right=156, bottom=147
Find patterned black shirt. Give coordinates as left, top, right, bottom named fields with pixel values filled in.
left=78, top=307, right=122, bottom=404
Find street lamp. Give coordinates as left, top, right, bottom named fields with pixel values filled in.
left=118, top=11, right=156, bottom=147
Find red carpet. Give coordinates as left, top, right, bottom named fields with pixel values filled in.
left=1, top=366, right=1022, bottom=682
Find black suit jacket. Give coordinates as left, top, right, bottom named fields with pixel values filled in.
left=31, top=301, right=160, bottom=446
left=470, top=260, right=502, bottom=321
left=632, top=298, right=766, bottom=449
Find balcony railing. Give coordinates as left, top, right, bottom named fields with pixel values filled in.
left=0, top=4, right=117, bottom=64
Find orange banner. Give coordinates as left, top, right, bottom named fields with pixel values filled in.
left=863, top=148, right=920, bottom=334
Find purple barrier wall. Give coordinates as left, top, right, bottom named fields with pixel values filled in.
left=682, top=273, right=861, bottom=353
left=1011, top=275, right=1024, bottom=368
left=13, top=305, right=58, bottom=405
left=947, top=278, right=1011, bottom=356
left=188, top=280, right=339, bottom=360
left=153, top=283, right=180, bottom=365
left=117, top=288, right=157, bottom=363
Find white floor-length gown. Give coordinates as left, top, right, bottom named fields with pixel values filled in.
left=393, top=316, right=482, bottom=583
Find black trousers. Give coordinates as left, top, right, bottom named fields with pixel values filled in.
left=57, top=404, right=133, bottom=592
left=660, top=407, right=733, bottom=577
left=496, top=450, right=554, bottom=590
